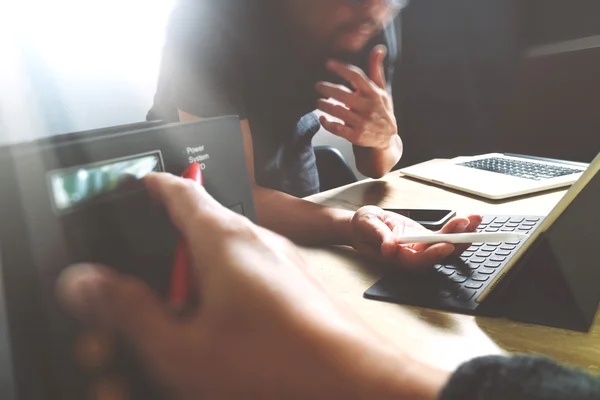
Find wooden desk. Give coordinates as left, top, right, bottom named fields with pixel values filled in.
left=303, top=163, right=600, bottom=374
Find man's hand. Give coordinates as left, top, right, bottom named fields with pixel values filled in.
left=349, top=206, right=482, bottom=269
left=316, top=45, right=397, bottom=151
left=56, top=173, right=448, bottom=399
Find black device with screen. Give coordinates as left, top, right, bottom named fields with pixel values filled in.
left=383, top=209, right=456, bottom=230
left=0, top=117, right=255, bottom=399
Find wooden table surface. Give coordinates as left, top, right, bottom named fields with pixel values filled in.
left=302, top=161, right=600, bottom=374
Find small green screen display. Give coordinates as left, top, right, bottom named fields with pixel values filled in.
left=49, top=154, right=160, bottom=212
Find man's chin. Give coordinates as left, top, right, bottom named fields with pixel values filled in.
left=330, top=31, right=379, bottom=54
left=331, top=38, right=371, bottom=54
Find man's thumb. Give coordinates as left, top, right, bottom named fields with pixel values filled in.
left=361, top=214, right=397, bottom=258
left=56, top=264, right=180, bottom=370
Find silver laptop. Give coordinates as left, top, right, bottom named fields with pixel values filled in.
left=400, top=153, right=588, bottom=200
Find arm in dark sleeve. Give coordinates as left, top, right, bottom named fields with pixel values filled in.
left=150, top=1, right=245, bottom=121
left=440, top=355, right=600, bottom=400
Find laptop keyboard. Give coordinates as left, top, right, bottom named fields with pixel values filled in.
left=457, top=157, right=581, bottom=180
left=432, top=215, right=543, bottom=302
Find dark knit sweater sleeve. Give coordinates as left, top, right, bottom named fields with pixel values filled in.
left=439, top=355, right=600, bottom=400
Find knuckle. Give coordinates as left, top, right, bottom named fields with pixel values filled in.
left=225, top=215, right=259, bottom=239
left=120, top=277, right=154, bottom=305
left=170, top=178, right=191, bottom=195
left=334, top=83, right=347, bottom=92
left=172, top=178, right=200, bottom=200
left=349, top=66, right=364, bottom=78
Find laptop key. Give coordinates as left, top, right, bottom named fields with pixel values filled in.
left=501, top=227, right=516, bottom=232
left=472, top=242, right=484, bottom=247
left=518, top=227, right=532, bottom=232
left=506, top=241, right=522, bottom=245
left=485, top=228, right=499, bottom=232
left=500, top=245, right=517, bottom=251
left=469, top=257, right=486, bottom=264
left=466, top=246, right=480, bottom=252
left=439, top=269, right=455, bottom=276
left=495, top=250, right=511, bottom=256
left=522, top=222, right=537, bottom=227
left=483, top=244, right=500, bottom=250
left=434, top=264, right=444, bottom=271
left=490, top=256, right=506, bottom=262
left=461, top=251, right=475, bottom=257
left=495, top=217, right=510, bottom=224
left=451, top=275, right=468, bottom=283
left=526, top=217, right=540, bottom=222
left=465, top=282, right=483, bottom=290
left=484, top=262, right=502, bottom=268
left=438, top=289, right=453, bottom=298
left=482, top=216, right=496, bottom=224
left=471, top=274, right=490, bottom=282
left=479, top=267, right=496, bottom=275
left=475, top=251, right=492, bottom=258
left=509, top=217, right=524, bottom=223
left=488, top=242, right=502, bottom=246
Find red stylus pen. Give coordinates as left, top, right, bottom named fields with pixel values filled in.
left=169, top=162, right=203, bottom=311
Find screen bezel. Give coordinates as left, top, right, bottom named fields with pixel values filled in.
left=45, top=150, right=165, bottom=216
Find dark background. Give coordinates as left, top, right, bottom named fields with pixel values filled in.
left=394, top=0, right=600, bottom=167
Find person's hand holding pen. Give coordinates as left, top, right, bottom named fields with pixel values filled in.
left=348, top=206, right=482, bottom=269
left=56, top=172, right=451, bottom=399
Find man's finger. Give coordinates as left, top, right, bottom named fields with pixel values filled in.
left=317, top=99, right=361, bottom=127
left=369, top=45, right=387, bottom=90
left=315, top=82, right=370, bottom=111
left=56, top=264, right=184, bottom=378
left=319, top=116, right=355, bottom=141
left=353, top=242, right=387, bottom=261
left=326, top=60, right=377, bottom=95
left=411, top=216, right=472, bottom=252
left=437, top=216, right=471, bottom=235
left=356, top=211, right=397, bottom=258
left=396, top=243, right=455, bottom=270
left=143, top=172, right=226, bottom=237
left=450, top=214, right=482, bottom=254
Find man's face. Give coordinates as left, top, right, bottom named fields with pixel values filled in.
left=285, top=0, right=404, bottom=54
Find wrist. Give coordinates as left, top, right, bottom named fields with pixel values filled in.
left=355, top=134, right=403, bottom=179
left=345, top=342, right=450, bottom=400
left=330, top=209, right=354, bottom=246
left=376, top=132, right=401, bottom=153
left=313, top=323, right=449, bottom=400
